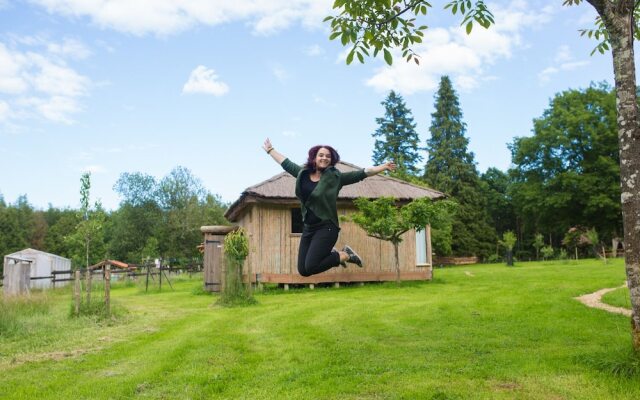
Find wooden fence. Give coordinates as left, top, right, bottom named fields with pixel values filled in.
left=0, top=264, right=202, bottom=289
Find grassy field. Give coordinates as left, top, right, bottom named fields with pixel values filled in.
left=601, top=285, right=632, bottom=309
left=1, top=259, right=639, bottom=399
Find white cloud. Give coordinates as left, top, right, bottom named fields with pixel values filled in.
left=304, top=44, right=324, bottom=57
left=0, top=101, right=9, bottom=121
left=313, top=95, right=336, bottom=107
left=282, top=130, right=298, bottom=137
left=554, top=45, right=572, bottom=63
left=365, top=1, right=555, bottom=94
left=182, top=65, right=229, bottom=96
left=30, top=0, right=333, bottom=36
left=83, top=164, right=107, bottom=174
left=0, top=40, right=90, bottom=125
left=47, top=38, right=91, bottom=59
left=272, top=65, right=288, bottom=82
left=0, top=43, right=28, bottom=94
left=538, top=45, right=590, bottom=83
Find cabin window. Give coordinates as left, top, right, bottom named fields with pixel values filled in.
left=291, top=208, right=303, bottom=233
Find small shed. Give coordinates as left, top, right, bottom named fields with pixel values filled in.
left=3, top=248, right=71, bottom=289
left=221, top=161, right=445, bottom=286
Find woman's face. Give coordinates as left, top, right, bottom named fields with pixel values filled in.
left=315, top=147, right=332, bottom=170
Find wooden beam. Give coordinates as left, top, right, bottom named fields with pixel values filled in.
left=255, top=271, right=431, bottom=284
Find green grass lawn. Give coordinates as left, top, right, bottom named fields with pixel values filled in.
left=601, top=285, right=632, bottom=309
left=1, top=259, right=639, bottom=399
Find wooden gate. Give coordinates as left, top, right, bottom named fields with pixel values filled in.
left=201, top=226, right=237, bottom=292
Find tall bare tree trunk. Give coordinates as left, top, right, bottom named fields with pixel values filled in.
left=589, top=0, right=640, bottom=349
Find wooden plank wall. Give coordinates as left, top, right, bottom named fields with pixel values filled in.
left=239, top=204, right=423, bottom=277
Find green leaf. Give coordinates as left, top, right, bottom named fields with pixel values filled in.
left=357, top=51, right=365, bottom=63
left=466, top=21, right=473, bottom=34
left=341, top=32, right=349, bottom=45
left=346, top=49, right=355, bottom=65
left=329, top=31, right=341, bottom=40
left=323, top=16, right=333, bottom=22
left=383, top=48, right=393, bottom=65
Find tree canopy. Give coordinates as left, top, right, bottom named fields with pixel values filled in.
left=372, top=90, right=423, bottom=177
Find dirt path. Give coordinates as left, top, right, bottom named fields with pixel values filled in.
left=574, top=283, right=631, bottom=317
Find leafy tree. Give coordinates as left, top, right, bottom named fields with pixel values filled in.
left=562, top=227, right=586, bottom=260
left=509, top=84, right=620, bottom=248
left=584, top=228, right=605, bottom=261
left=0, top=196, right=30, bottom=258
left=424, top=76, right=496, bottom=258
left=541, top=245, right=554, bottom=261
left=499, top=231, right=516, bottom=266
left=351, top=196, right=455, bottom=283
left=43, top=208, right=79, bottom=258
left=325, top=0, right=493, bottom=65
left=110, top=167, right=228, bottom=262
left=67, top=173, right=106, bottom=268
left=480, top=167, right=516, bottom=238
left=372, top=90, right=423, bottom=177
left=325, top=0, right=640, bottom=350
left=533, top=233, right=544, bottom=261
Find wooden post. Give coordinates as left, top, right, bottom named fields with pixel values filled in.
left=284, top=284, right=289, bottom=291
left=426, top=225, right=433, bottom=268
left=145, top=264, right=150, bottom=292
left=309, top=283, right=315, bottom=290
left=246, top=255, right=253, bottom=297
left=334, top=282, right=340, bottom=288
left=74, top=270, right=81, bottom=316
left=105, top=264, right=111, bottom=316
left=86, top=268, right=92, bottom=304
left=159, top=260, right=163, bottom=291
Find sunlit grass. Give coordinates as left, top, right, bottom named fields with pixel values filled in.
left=1, top=262, right=639, bottom=399
left=601, top=285, right=632, bottom=309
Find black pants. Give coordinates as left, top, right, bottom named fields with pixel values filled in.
left=297, top=222, right=341, bottom=277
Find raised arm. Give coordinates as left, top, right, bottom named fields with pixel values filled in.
left=263, top=138, right=302, bottom=177
left=263, top=138, right=286, bottom=165
left=365, top=161, right=397, bottom=177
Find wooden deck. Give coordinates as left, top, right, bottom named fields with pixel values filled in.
left=249, top=270, right=431, bottom=284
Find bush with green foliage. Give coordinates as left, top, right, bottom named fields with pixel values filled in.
left=541, top=245, right=554, bottom=260
left=499, top=231, right=517, bottom=266
left=219, top=228, right=255, bottom=306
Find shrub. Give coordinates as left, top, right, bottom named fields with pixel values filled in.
left=218, top=228, right=256, bottom=307
left=541, top=245, right=554, bottom=260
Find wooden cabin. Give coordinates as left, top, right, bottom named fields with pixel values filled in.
left=218, top=161, right=445, bottom=286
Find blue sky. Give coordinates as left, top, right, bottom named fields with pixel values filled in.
left=0, top=0, right=626, bottom=210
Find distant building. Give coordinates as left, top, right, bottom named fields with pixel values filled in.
left=3, top=248, right=71, bottom=289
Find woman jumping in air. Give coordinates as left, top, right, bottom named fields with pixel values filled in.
left=263, top=138, right=396, bottom=277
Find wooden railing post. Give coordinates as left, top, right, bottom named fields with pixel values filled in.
left=74, top=270, right=81, bottom=316
left=86, top=268, right=92, bottom=304
left=105, top=264, right=111, bottom=316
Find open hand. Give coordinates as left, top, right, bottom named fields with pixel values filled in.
left=263, top=138, right=273, bottom=153
left=385, top=161, right=397, bottom=172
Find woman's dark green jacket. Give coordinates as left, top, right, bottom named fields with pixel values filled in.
left=280, top=158, right=367, bottom=228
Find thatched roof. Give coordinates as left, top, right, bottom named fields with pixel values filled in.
left=225, top=161, right=445, bottom=222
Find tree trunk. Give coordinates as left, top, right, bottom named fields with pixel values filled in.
left=393, top=242, right=400, bottom=284
left=589, top=0, right=640, bottom=349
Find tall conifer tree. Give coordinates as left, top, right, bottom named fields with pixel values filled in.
left=372, top=91, right=422, bottom=177
left=424, top=76, right=496, bottom=258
